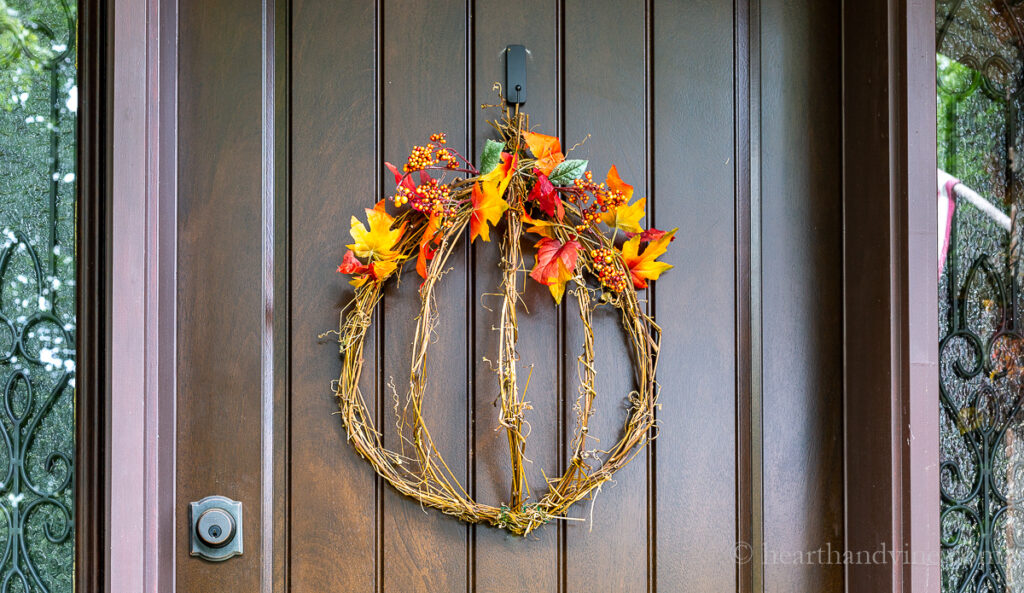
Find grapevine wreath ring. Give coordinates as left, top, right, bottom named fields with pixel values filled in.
left=329, top=94, right=676, bottom=536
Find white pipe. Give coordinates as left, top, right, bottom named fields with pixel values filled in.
left=938, top=169, right=1012, bottom=232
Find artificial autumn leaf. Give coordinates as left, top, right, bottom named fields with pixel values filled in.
left=470, top=152, right=516, bottom=242
left=369, top=259, right=398, bottom=281
left=627, top=227, right=675, bottom=243
left=348, top=200, right=406, bottom=260
left=548, top=159, right=588, bottom=185
left=529, top=237, right=581, bottom=304
left=348, top=274, right=372, bottom=288
left=337, top=250, right=398, bottom=287
left=385, top=161, right=415, bottom=191
left=385, top=162, right=432, bottom=193
left=599, top=196, right=646, bottom=234
left=416, top=243, right=437, bottom=278
left=620, top=228, right=677, bottom=289
left=416, top=214, right=442, bottom=278
left=479, top=139, right=505, bottom=174
left=521, top=212, right=556, bottom=239
left=522, top=131, right=565, bottom=176
left=337, top=250, right=368, bottom=275
left=605, top=165, right=634, bottom=203
left=349, top=260, right=399, bottom=288
left=527, top=172, right=564, bottom=221
left=470, top=182, right=508, bottom=243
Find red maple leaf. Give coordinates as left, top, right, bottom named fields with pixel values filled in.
left=337, top=250, right=368, bottom=275
left=529, top=237, right=581, bottom=304
left=527, top=172, right=565, bottom=221
left=385, top=162, right=415, bottom=191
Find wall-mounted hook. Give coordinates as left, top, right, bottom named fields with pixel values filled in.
left=505, top=45, right=527, bottom=105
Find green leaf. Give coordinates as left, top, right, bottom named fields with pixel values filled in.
left=548, top=159, right=588, bottom=185
left=479, top=139, right=505, bottom=174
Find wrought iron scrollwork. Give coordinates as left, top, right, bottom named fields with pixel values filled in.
left=0, top=0, right=78, bottom=591
left=937, top=2, right=1024, bottom=590
left=0, top=233, right=73, bottom=593
left=940, top=255, right=1024, bottom=593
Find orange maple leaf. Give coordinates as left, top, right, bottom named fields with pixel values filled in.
left=416, top=214, right=441, bottom=278
left=605, top=165, right=634, bottom=203
left=529, top=237, right=581, bottom=304
left=470, top=152, right=516, bottom=242
left=522, top=131, right=565, bottom=176
left=621, top=228, right=677, bottom=289
left=348, top=200, right=406, bottom=260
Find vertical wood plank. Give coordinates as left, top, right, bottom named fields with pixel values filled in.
left=760, top=0, right=844, bottom=591
left=734, top=0, right=758, bottom=590
left=652, top=0, right=738, bottom=590
left=380, top=2, right=469, bottom=591
left=471, top=1, right=560, bottom=590
left=289, top=0, right=377, bottom=590
left=561, top=1, right=649, bottom=591
left=175, top=0, right=263, bottom=589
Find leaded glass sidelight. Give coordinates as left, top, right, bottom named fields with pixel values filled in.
left=0, top=0, right=77, bottom=591
left=938, top=2, right=1024, bottom=592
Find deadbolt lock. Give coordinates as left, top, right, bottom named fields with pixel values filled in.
left=189, top=495, right=243, bottom=562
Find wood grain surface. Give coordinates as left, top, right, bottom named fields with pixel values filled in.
left=175, top=1, right=845, bottom=591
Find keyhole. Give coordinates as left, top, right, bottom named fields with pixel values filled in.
left=208, top=524, right=222, bottom=539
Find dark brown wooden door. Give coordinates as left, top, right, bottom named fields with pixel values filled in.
left=174, top=1, right=844, bottom=591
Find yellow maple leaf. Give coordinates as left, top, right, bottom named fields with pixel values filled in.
left=348, top=200, right=405, bottom=260
left=599, top=197, right=646, bottom=234
left=522, top=212, right=556, bottom=238
left=621, top=228, right=677, bottom=289
left=470, top=153, right=515, bottom=242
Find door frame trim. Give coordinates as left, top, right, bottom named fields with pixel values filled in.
left=107, top=0, right=179, bottom=590
left=77, top=0, right=110, bottom=590
left=842, top=1, right=941, bottom=592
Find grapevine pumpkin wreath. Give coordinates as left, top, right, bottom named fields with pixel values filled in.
left=329, top=94, right=676, bottom=535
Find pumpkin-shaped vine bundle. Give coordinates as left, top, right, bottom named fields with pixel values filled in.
left=331, top=96, right=676, bottom=535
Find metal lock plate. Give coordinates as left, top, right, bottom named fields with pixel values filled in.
left=189, top=495, right=243, bottom=561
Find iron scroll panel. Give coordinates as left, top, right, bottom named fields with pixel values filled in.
left=0, top=234, right=73, bottom=593
left=0, top=0, right=78, bottom=591
left=940, top=252, right=1024, bottom=593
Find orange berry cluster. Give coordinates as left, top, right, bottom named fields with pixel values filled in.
left=405, top=133, right=460, bottom=172
left=436, top=148, right=458, bottom=169
left=568, top=172, right=618, bottom=232
left=404, top=144, right=436, bottom=172
left=394, top=179, right=458, bottom=218
left=590, top=247, right=628, bottom=293
left=574, top=208, right=602, bottom=233
left=574, top=171, right=627, bottom=209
